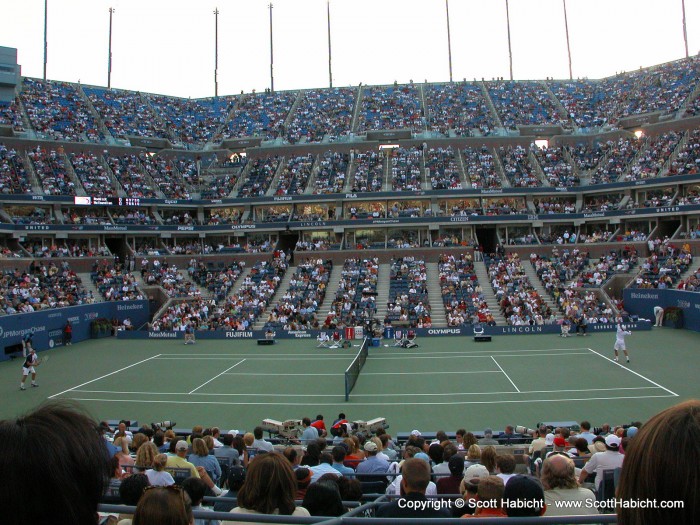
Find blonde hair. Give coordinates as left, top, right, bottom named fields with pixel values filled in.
left=192, top=438, right=208, bottom=457
left=466, top=444, right=482, bottom=460
left=152, top=453, right=168, bottom=472
left=243, top=432, right=255, bottom=447
left=203, top=435, right=215, bottom=451
left=135, top=441, right=158, bottom=469
left=113, top=436, right=129, bottom=454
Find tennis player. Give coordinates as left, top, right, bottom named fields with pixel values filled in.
left=184, top=322, right=196, bottom=345
left=614, top=324, right=632, bottom=363
left=20, top=348, right=39, bottom=390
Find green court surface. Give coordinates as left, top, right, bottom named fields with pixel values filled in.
left=2, top=328, right=699, bottom=433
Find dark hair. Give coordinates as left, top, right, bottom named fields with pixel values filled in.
left=337, top=476, right=362, bottom=501
left=222, top=434, right=233, bottom=447
left=302, top=480, right=345, bottom=517
left=574, top=438, right=589, bottom=454
left=133, top=486, right=193, bottom=525
left=331, top=445, right=346, bottom=463
left=320, top=452, right=333, bottom=465
left=236, top=452, right=298, bottom=515
left=153, top=431, right=165, bottom=448
left=302, top=442, right=321, bottom=466
left=481, top=446, right=497, bottom=473
left=580, top=420, right=591, bottom=431
left=253, top=426, right=263, bottom=439
left=502, top=475, right=545, bottom=517
left=302, top=417, right=311, bottom=426
left=496, top=454, right=516, bottom=474
left=119, top=474, right=151, bottom=506
left=0, top=402, right=110, bottom=525
left=618, top=400, right=700, bottom=525
left=401, top=457, right=431, bottom=492
left=181, top=477, right=208, bottom=506
left=231, top=435, right=245, bottom=455
left=428, top=443, right=444, bottom=463
left=283, top=446, right=298, bottom=464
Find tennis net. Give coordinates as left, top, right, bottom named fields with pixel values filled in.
left=344, top=337, right=370, bottom=401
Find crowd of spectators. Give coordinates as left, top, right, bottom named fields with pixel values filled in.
left=357, top=84, right=424, bottom=133
left=23, top=240, right=109, bottom=258
left=68, top=151, right=115, bottom=197
left=0, top=144, right=32, bottom=194
left=439, top=253, right=494, bottom=326
left=0, top=98, right=24, bottom=131
left=565, top=142, right=607, bottom=173
left=327, top=257, right=379, bottom=329
left=237, top=156, right=281, bottom=197
left=461, top=146, right=502, bottom=189
left=10, top=206, right=55, bottom=225
left=633, top=249, right=692, bottom=289
left=425, top=146, right=463, bottom=190
left=666, top=128, right=700, bottom=177
left=487, top=253, right=554, bottom=325
left=623, top=131, right=683, bottom=182
left=187, top=259, right=244, bottom=302
left=578, top=227, right=614, bottom=243
left=349, top=150, right=384, bottom=193
left=84, top=86, right=168, bottom=141
left=0, top=261, right=87, bottom=314
left=21, top=79, right=102, bottom=142
left=385, top=257, right=432, bottom=328
left=286, top=88, right=355, bottom=144
left=140, top=260, right=200, bottom=298
left=112, top=208, right=156, bottom=225
left=91, top=260, right=144, bottom=301
left=274, top=154, right=314, bottom=196
left=424, top=83, right=496, bottom=136
left=484, top=198, right=527, bottom=215
left=533, top=197, right=576, bottom=214
left=390, top=146, right=422, bottom=191
left=148, top=95, right=235, bottom=147
left=139, top=152, right=192, bottom=199
left=29, top=147, right=76, bottom=195
left=224, top=91, right=296, bottom=140
left=488, top=81, right=567, bottom=130
left=106, top=153, right=158, bottom=198
left=64, top=207, right=110, bottom=225
left=313, top=151, right=348, bottom=194
left=582, top=194, right=622, bottom=212
left=531, top=145, right=579, bottom=187
left=265, top=257, right=331, bottom=330
left=498, top=145, right=541, bottom=187
left=590, top=137, right=639, bottom=185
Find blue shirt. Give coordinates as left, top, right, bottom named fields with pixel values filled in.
left=355, top=455, right=389, bottom=476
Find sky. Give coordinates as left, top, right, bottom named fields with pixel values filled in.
left=2, top=0, right=699, bottom=99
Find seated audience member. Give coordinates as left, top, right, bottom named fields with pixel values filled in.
left=458, top=464, right=491, bottom=516
left=145, top=454, right=175, bottom=487
left=542, top=454, right=598, bottom=517
left=189, top=438, right=222, bottom=485
left=132, top=485, right=194, bottom=525
left=617, top=400, right=700, bottom=525
left=225, top=453, right=310, bottom=524
left=578, top=434, right=624, bottom=493
left=302, top=479, right=346, bottom=517
left=376, top=458, right=451, bottom=518
left=167, top=440, right=201, bottom=479
left=462, top=475, right=507, bottom=518
left=213, top=466, right=246, bottom=513
left=495, top=454, right=517, bottom=485
left=331, top=445, right=356, bottom=476
left=355, top=440, right=389, bottom=480
left=182, top=477, right=221, bottom=525
left=0, top=402, right=110, bottom=525
left=117, top=473, right=151, bottom=525
left=502, top=475, right=547, bottom=517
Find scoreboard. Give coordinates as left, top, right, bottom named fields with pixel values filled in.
left=73, top=196, right=142, bottom=207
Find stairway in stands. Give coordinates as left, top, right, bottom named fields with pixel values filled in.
left=78, top=272, right=104, bottom=303
left=472, top=262, right=508, bottom=325
left=252, top=265, right=295, bottom=330
left=425, top=262, right=447, bottom=327
left=373, top=264, right=391, bottom=322
left=319, top=262, right=343, bottom=318
left=519, top=260, right=561, bottom=316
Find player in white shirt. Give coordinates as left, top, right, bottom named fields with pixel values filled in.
left=614, top=324, right=632, bottom=363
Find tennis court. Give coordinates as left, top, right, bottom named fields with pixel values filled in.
left=2, top=328, right=698, bottom=432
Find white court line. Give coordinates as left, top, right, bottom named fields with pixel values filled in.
left=153, top=351, right=590, bottom=361
left=587, top=348, right=679, bottom=396
left=156, top=348, right=593, bottom=358
left=66, top=385, right=661, bottom=398
left=222, top=370, right=505, bottom=376
left=48, top=354, right=162, bottom=399
left=491, top=356, right=520, bottom=392
left=188, top=359, right=246, bottom=394
left=63, top=393, right=678, bottom=407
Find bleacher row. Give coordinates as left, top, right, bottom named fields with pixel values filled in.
left=4, top=56, right=699, bottom=146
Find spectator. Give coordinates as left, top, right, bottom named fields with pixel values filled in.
left=578, top=434, right=625, bottom=493
left=502, top=475, right=547, bottom=517
left=542, top=454, right=598, bottom=517
left=145, top=454, right=175, bottom=487
left=355, top=440, right=390, bottom=480
left=117, top=473, right=151, bottom=525
left=132, top=486, right=194, bottom=525
left=301, top=479, right=346, bottom=517
left=182, top=477, right=220, bottom=525
left=461, top=475, right=507, bottom=519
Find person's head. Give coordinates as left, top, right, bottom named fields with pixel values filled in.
left=133, top=486, right=193, bottom=525
left=253, top=426, right=264, bottom=440
left=541, top=454, right=577, bottom=490
left=243, top=432, right=255, bottom=447
left=496, top=454, right=516, bottom=474
left=0, top=402, right=111, bottom=525
left=232, top=435, right=245, bottom=454
left=236, top=452, right=298, bottom=515
left=448, top=454, right=465, bottom=477
left=475, top=475, right=505, bottom=508
left=304, top=441, right=321, bottom=465
left=175, top=440, right=189, bottom=458
left=131, top=432, right=149, bottom=452
left=320, top=452, right=333, bottom=466
left=427, top=443, right=444, bottom=463
left=363, top=440, right=379, bottom=457
left=337, top=476, right=362, bottom=501
left=181, top=477, right=208, bottom=506
left=400, top=457, right=431, bottom=494
left=283, top=446, right=299, bottom=465
left=302, top=480, right=345, bottom=517
left=617, top=400, right=700, bottom=525
left=480, top=446, right=497, bottom=473
left=442, top=443, right=458, bottom=462
left=302, top=417, right=311, bottom=427
left=466, top=443, right=481, bottom=461
left=580, top=420, right=591, bottom=432
left=119, top=473, right=150, bottom=506
left=502, top=475, right=546, bottom=517
left=331, top=445, right=346, bottom=464
left=152, top=453, right=168, bottom=472
left=574, top=437, right=590, bottom=454
left=114, top=436, right=130, bottom=455
left=137, top=441, right=159, bottom=467
left=191, top=438, right=208, bottom=458
left=343, top=437, right=358, bottom=454
left=227, top=465, right=246, bottom=492
left=221, top=433, right=233, bottom=447
left=202, top=435, right=215, bottom=451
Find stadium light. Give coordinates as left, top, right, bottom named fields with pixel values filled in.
left=108, top=7, right=115, bottom=89
left=534, top=139, right=549, bottom=149
left=634, top=130, right=644, bottom=139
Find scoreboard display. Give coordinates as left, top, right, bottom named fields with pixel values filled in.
left=73, top=196, right=142, bottom=207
